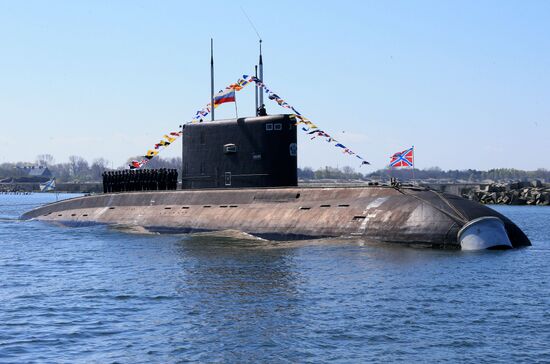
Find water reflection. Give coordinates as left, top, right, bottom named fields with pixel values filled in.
left=170, top=234, right=305, bottom=361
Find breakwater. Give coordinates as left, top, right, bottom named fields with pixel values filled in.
left=404, top=181, right=549, bottom=206
left=463, top=181, right=549, bottom=206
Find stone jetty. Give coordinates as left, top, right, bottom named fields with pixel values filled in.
left=463, top=180, right=550, bottom=206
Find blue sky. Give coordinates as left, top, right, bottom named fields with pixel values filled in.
left=1, top=0, right=549, bottom=170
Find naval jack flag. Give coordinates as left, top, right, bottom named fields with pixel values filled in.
left=390, top=147, right=414, bottom=168
left=39, top=178, right=56, bottom=192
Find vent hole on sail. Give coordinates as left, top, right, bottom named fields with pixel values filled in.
left=296, top=193, right=301, bottom=199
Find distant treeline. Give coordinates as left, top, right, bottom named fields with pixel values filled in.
left=365, top=167, right=550, bottom=182
left=1, top=154, right=548, bottom=183
left=0, top=154, right=182, bottom=183
left=300, top=166, right=550, bottom=182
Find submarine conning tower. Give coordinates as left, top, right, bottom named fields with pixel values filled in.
left=181, top=114, right=297, bottom=189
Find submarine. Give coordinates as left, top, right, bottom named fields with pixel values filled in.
left=22, top=114, right=531, bottom=250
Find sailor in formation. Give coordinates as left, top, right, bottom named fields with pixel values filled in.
left=102, top=168, right=178, bottom=193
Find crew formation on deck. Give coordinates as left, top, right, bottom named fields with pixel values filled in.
left=102, top=169, right=178, bottom=193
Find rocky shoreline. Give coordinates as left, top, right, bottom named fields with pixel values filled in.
left=463, top=180, right=549, bottom=206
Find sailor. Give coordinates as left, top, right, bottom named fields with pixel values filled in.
left=169, top=169, right=174, bottom=190
left=142, top=169, right=148, bottom=191
left=118, top=171, right=124, bottom=192
left=133, top=169, right=144, bottom=191
left=172, top=169, right=177, bottom=190
left=169, top=169, right=175, bottom=190
left=117, top=171, right=123, bottom=192
left=173, top=169, right=179, bottom=190
left=151, top=169, right=158, bottom=190
left=124, top=170, right=130, bottom=192
left=110, top=171, right=115, bottom=192
left=112, top=171, right=117, bottom=192
left=121, top=170, right=127, bottom=192
left=129, top=170, right=137, bottom=191
left=107, top=171, right=114, bottom=192
left=168, top=169, right=174, bottom=190
left=159, top=169, right=166, bottom=190
left=141, top=169, right=146, bottom=191
left=102, top=171, right=107, bottom=193
left=258, top=104, right=267, bottom=116
left=132, top=170, right=138, bottom=191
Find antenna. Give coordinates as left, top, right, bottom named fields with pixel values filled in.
left=241, top=7, right=264, bottom=114
left=259, top=40, right=263, bottom=110
left=241, top=7, right=262, bottom=41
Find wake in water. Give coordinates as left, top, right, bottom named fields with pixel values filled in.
left=108, top=224, right=373, bottom=249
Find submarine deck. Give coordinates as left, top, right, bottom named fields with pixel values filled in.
left=21, top=185, right=531, bottom=249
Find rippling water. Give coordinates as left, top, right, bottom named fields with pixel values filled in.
left=1, top=193, right=549, bottom=363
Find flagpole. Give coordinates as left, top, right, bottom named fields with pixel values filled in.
left=210, top=38, right=215, bottom=121
left=411, top=145, right=416, bottom=184
left=234, top=92, right=239, bottom=119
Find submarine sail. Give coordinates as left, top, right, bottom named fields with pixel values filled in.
left=181, top=114, right=297, bottom=189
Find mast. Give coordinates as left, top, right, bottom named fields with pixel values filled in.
left=210, top=38, right=215, bottom=121
left=258, top=40, right=263, bottom=109
left=254, top=65, right=258, bottom=115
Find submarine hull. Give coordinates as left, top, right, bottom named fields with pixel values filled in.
left=21, top=186, right=531, bottom=250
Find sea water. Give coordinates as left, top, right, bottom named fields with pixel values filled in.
left=0, top=193, right=549, bottom=363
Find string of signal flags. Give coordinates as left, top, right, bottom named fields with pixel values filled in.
left=129, top=74, right=371, bottom=170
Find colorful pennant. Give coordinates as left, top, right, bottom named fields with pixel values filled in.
left=248, top=76, right=370, bottom=166
left=129, top=73, right=370, bottom=169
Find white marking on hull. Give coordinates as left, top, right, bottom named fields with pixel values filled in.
left=366, top=197, right=388, bottom=210
left=356, top=197, right=388, bottom=234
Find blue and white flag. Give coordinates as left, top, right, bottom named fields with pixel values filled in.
left=40, top=178, right=56, bottom=192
